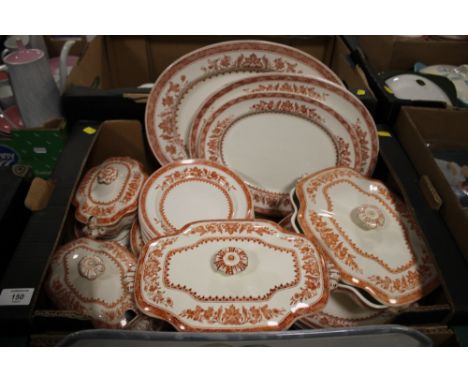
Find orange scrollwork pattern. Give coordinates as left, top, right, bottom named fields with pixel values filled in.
left=158, top=76, right=190, bottom=161
left=251, top=189, right=291, bottom=213
left=200, top=54, right=302, bottom=74
left=179, top=304, right=286, bottom=325
left=155, top=166, right=237, bottom=193
left=142, top=250, right=174, bottom=308
left=368, top=260, right=435, bottom=294
left=289, top=237, right=323, bottom=305
left=248, top=82, right=329, bottom=101
left=249, top=99, right=325, bottom=125
left=189, top=221, right=277, bottom=237
left=335, top=136, right=352, bottom=167
left=206, top=117, right=234, bottom=162
left=309, top=211, right=362, bottom=273
left=121, top=172, right=144, bottom=204
left=352, top=119, right=370, bottom=168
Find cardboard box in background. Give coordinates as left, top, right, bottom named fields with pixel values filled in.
left=24, top=119, right=452, bottom=343
left=350, top=36, right=468, bottom=124
left=394, top=107, right=468, bottom=261
left=66, top=36, right=374, bottom=95
left=63, top=35, right=377, bottom=124
left=357, top=36, right=468, bottom=72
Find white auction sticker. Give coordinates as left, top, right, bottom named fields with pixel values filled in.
left=0, top=288, right=34, bottom=306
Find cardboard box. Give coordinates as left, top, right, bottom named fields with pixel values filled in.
left=352, top=36, right=468, bottom=124
left=394, top=107, right=468, bottom=262
left=63, top=36, right=377, bottom=122
left=1, top=119, right=451, bottom=343
left=357, top=36, right=468, bottom=72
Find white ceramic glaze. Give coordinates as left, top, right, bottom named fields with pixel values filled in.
left=73, top=157, right=147, bottom=238
left=294, top=167, right=440, bottom=307
left=197, top=91, right=362, bottom=215
left=135, top=219, right=329, bottom=332
left=45, top=238, right=139, bottom=329
left=296, top=288, right=395, bottom=329
left=385, top=74, right=452, bottom=105
left=189, top=73, right=378, bottom=176
left=138, top=159, right=254, bottom=238
left=145, top=40, right=343, bottom=165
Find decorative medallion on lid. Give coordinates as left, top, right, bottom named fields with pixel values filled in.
left=78, top=255, right=105, bottom=280
left=351, top=204, right=385, bottom=230
left=214, top=247, right=248, bottom=275
left=97, top=165, right=118, bottom=185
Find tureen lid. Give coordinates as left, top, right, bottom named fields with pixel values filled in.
left=295, top=167, right=439, bottom=307
left=73, top=157, right=147, bottom=228
left=45, top=238, right=138, bottom=329
left=135, top=219, right=329, bottom=332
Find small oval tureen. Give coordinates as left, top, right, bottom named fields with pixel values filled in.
left=135, top=219, right=329, bottom=332
left=73, top=157, right=147, bottom=238
left=294, top=167, right=440, bottom=308
left=45, top=238, right=139, bottom=329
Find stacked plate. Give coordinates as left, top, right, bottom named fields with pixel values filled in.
left=145, top=40, right=379, bottom=216
left=137, top=159, right=254, bottom=244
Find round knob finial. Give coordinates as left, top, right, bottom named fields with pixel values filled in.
left=351, top=204, right=385, bottom=230
left=78, top=255, right=105, bottom=280
left=214, top=247, right=248, bottom=275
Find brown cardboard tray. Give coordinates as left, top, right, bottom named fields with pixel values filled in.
left=25, top=120, right=450, bottom=342
left=394, top=107, right=468, bottom=261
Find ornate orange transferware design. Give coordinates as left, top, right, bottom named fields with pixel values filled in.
left=73, top=157, right=147, bottom=231
left=78, top=255, right=105, bottom=280
left=250, top=99, right=325, bottom=125
left=188, top=74, right=377, bottom=176
left=322, top=180, right=418, bottom=273
left=138, top=160, right=254, bottom=237
left=214, top=247, right=249, bottom=275
left=197, top=92, right=361, bottom=215
left=145, top=40, right=343, bottom=165
left=309, top=211, right=362, bottom=273
left=200, top=53, right=301, bottom=74
left=162, top=237, right=300, bottom=302
left=180, top=304, right=286, bottom=325
left=352, top=204, right=385, bottom=230
left=295, top=167, right=440, bottom=307
left=45, top=238, right=138, bottom=329
left=97, top=165, right=118, bottom=185
left=134, top=219, right=329, bottom=332
left=248, top=82, right=329, bottom=101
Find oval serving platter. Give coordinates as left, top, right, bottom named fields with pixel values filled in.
left=197, top=92, right=362, bottom=215
left=145, top=40, right=343, bottom=165
left=189, top=73, right=378, bottom=176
